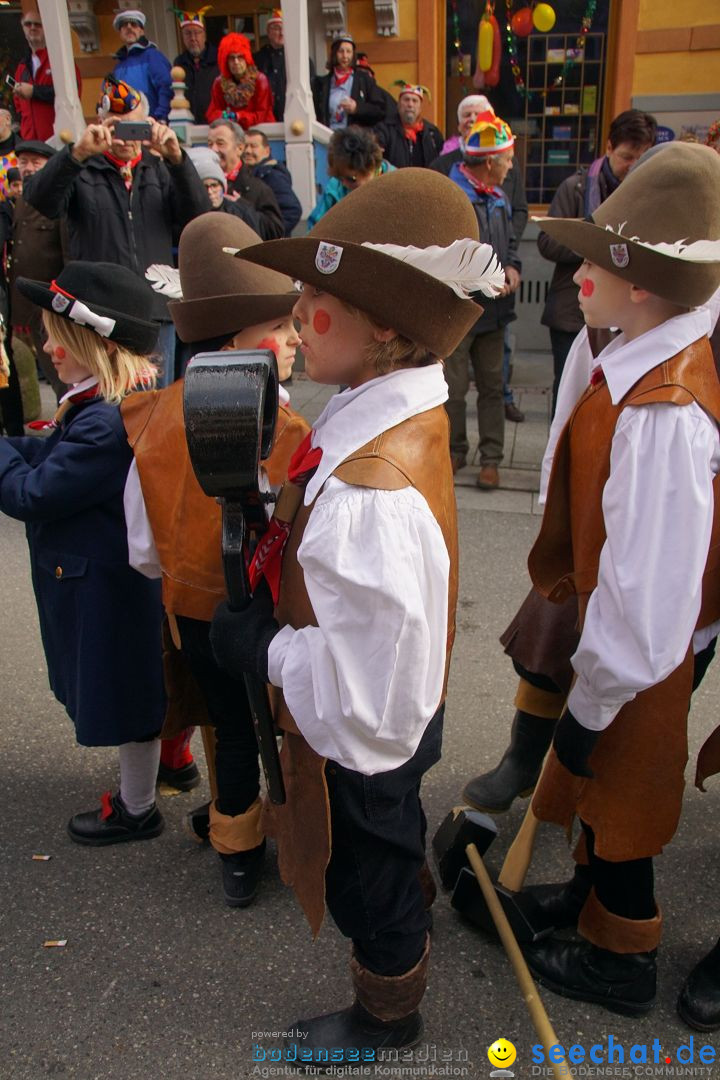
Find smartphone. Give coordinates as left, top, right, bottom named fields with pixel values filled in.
left=113, top=120, right=152, bottom=141
left=5, top=74, right=17, bottom=90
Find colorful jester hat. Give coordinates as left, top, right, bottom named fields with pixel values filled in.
left=98, top=75, right=142, bottom=116
left=464, top=111, right=515, bottom=157
left=171, top=5, right=212, bottom=28
left=393, top=80, right=431, bottom=101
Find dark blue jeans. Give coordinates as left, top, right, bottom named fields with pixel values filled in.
left=324, top=706, right=444, bottom=976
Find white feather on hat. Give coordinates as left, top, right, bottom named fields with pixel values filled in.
left=361, top=239, right=506, bottom=299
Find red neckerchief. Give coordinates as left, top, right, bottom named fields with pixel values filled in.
left=104, top=149, right=142, bottom=191
left=333, top=67, right=352, bottom=86
left=248, top=432, right=323, bottom=603
left=226, top=160, right=242, bottom=183
left=590, top=365, right=606, bottom=387
left=403, top=120, right=425, bottom=144
left=459, top=163, right=499, bottom=196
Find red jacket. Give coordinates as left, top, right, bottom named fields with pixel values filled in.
left=206, top=33, right=275, bottom=126
left=13, top=48, right=82, bottom=141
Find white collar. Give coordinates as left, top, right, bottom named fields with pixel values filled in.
left=597, top=307, right=712, bottom=405
left=305, top=364, right=448, bottom=504
left=278, top=384, right=290, bottom=406
left=58, top=375, right=100, bottom=405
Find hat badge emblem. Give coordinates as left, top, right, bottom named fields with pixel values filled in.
left=610, top=242, right=630, bottom=268
left=52, top=293, right=71, bottom=313
left=315, top=241, right=343, bottom=275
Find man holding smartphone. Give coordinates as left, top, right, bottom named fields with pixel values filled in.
left=12, top=10, right=82, bottom=141
left=22, top=80, right=209, bottom=386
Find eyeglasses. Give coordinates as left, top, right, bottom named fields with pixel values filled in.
left=22, top=21, right=42, bottom=28
left=121, top=20, right=142, bottom=28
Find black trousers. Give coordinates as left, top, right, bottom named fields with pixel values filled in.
left=176, top=615, right=260, bottom=817
left=549, top=328, right=578, bottom=418
left=323, top=706, right=443, bottom=977
left=0, top=337, right=24, bottom=436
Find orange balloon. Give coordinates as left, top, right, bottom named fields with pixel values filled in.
left=511, top=7, right=533, bottom=36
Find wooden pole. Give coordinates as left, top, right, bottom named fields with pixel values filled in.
left=466, top=843, right=573, bottom=1080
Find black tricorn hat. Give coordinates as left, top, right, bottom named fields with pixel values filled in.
left=169, top=212, right=297, bottom=343
left=235, top=168, right=488, bottom=357
left=16, top=262, right=159, bottom=354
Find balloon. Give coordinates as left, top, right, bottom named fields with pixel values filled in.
left=511, top=7, right=533, bottom=37
left=533, top=3, right=556, bottom=32
left=485, top=15, right=502, bottom=87
left=478, top=17, right=494, bottom=72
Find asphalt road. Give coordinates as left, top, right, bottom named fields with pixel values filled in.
left=3, top=372, right=720, bottom=1079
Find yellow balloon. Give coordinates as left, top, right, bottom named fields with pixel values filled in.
left=533, top=3, right=556, bottom=31
left=478, top=18, right=494, bottom=72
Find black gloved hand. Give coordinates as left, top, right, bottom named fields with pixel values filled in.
left=209, top=578, right=279, bottom=683
left=553, top=709, right=602, bottom=779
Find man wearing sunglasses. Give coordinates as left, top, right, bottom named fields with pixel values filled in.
left=12, top=10, right=82, bottom=142
left=111, top=9, right=172, bottom=123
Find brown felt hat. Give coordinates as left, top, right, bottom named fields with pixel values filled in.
left=169, top=213, right=297, bottom=343
left=535, top=142, right=720, bottom=308
left=235, top=168, right=484, bottom=357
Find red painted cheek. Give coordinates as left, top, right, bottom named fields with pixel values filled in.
left=54, top=347, right=66, bottom=359
left=256, top=336, right=279, bottom=358
left=581, top=279, right=595, bottom=297
left=313, top=309, right=331, bottom=335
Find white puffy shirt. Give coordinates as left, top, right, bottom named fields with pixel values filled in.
left=267, top=365, right=451, bottom=775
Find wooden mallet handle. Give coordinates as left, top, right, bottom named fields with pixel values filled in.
left=465, top=843, right=573, bottom=1080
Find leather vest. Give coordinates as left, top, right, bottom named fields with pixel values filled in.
left=265, top=404, right=459, bottom=936
left=122, top=383, right=309, bottom=622
left=529, top=337, right=720, bottom=630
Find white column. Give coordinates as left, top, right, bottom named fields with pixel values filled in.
left=38, top=0, right=86, bottom=142
left=282, top=0, right=326, bottom=217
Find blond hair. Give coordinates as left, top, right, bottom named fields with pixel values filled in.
left=43, top=311, right=157, bottom=404
left=340, top=300, right=436, bottom=375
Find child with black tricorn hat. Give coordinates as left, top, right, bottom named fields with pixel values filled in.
left=1, top=262, right=167, bottom=844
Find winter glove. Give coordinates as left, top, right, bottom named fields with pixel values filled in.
left=210, top=578, right=279, bottom=683
left=553, top=709, right=602, bottom=779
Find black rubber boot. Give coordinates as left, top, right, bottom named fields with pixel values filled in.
left=677, top=939, right=720, bottom=1031
left=286, top=1001, right=423, bottom=1068
left=463, top=710, right=557, bottom=813
left=524, top=937, right=657, bottom=1017
left=220, top=840, right=266, bottom=908
left=523, top=864, right=593, bottom=931
left=184, top=800, right=211, bottom=843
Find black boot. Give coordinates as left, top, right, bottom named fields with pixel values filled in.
left=220, top=840, right=266, bottom=908
left=157, top=759, right=201, bottom=791
left=463, top=711, right=556, bottom=813
left=287, top=1001, right=423, bottom=1067
left=68, top=792, right=164, bottom=846
left=523, top=864, right=593, bottom=931
left=286, top=940, right=429, bottom=1069
left=677, top=939, right=720, bottom=1031
left=524, top=937, right=657, bottom=1017
left=185, top=800, right=211, bottom=843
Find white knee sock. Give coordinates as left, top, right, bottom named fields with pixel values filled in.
left=119, top=739, right=161, bottom=816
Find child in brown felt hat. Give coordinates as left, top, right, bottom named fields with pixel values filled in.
left=122, top=212, right=309, bottom=908
left=208, top=167, right=506, bottom=1060
left=518, top=141, right=720, bottom=1018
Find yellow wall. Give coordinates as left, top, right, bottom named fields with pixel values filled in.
left=347, top=0, right=420, bottom=105
left=638, top=0, right=717, bottom=31
left=632, top=0, right=720, bottom=97
left=633, top=52, right=720, bottom=96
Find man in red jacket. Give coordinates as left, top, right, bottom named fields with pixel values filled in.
left=13, top=9, right=82, bottom=142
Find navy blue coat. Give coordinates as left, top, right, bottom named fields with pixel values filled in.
left=0, top=398, right=166, bottom=746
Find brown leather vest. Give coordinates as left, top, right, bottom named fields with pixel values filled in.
left=530, top=337, right=720, bottom=629
left=528, top=337, right=720, bottom=860
left=265, top=404, right=459, bottom=936
left=121, top=383, right=310, bottom=622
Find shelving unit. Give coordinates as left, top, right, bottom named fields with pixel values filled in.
left=521, top=31, right=606, bottom=204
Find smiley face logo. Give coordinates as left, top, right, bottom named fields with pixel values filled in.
left=488, top=1039, right=517, bottom=1070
